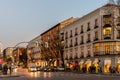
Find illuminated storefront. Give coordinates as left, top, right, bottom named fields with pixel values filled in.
left=93, top=58, right=99, bottom=73
left=116, top=58, right=120, bottom=73
left=85, top=59, right=92, bottom=72
left=104, top=58, right=111, bottom=73
left=79, top=60, right=84, bottom=71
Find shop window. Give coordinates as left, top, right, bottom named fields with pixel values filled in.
left=94, top=46, right=99, bottom=56
left=104, top=59, right=111, bottom=73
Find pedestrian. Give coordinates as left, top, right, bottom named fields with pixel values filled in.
left=9, top=66, right=12, bottom=75
left=3, top=63, right=8, bottom=75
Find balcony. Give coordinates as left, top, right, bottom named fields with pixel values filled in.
left=94, top=38, right=98, bottom=41
left=69, top=57, right=73, bottom=60
left=74, top=43, right=78, bottom=46
left=87, top=28, right=90, bottom=31
left=75, top=33, right=78, bottom=36
left=80, top=31, right=84, bottom=34
left=80, top=41, right=84, bottom=45
left=103, top=24, right=112, bottom=28
left=70, top=35, right=72, bottom=38
left=65, top=45, right=68, bottom=48
left=74, top=56, right=78, bottom=59
left=61, top=37, right=64, bottom=41
left=87, top=40, right=91, bottom=43
left=70, top=44, right=73, bottom=47
left=87, top=54, right=91, bottom=57
left=65, top=36, right=68, bottom=39
left=104, top=36, right=111, bottom=39
left=117, top=36, right=120, bottom=39
left=80, top=55, right=84, bottom=58
left=94, top=25, right=99, bottom=29
left=64, top=57, right=68, bottom=60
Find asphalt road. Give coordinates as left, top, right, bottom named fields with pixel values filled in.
left=0, top=68, right=120, bottom=80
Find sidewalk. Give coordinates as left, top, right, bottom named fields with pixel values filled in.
left=72, top=71, right=120, bottom=76
left=0, top=74, right=20, bottom=78
left=0, top=69, right=20, bottom=78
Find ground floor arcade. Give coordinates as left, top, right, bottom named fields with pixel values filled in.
left=64, top=55, right=120, bottom=73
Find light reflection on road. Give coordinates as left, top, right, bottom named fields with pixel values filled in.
left=28, top=71, right=52, bottom=78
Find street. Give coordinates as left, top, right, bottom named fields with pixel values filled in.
left=0, top=68, right=120, bottom=80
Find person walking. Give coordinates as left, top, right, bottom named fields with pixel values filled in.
left=3, top=63, right=8, bottom=75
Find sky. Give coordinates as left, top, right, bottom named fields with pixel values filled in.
left=0, top=0, right=108, bottom=49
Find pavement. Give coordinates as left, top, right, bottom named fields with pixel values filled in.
left=0, top=74, right=20, bottom=78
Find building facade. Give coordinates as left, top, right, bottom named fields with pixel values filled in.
left=13, top=47, right=26, bottom=66
left=63, top=4, right=120, bottom=73
left=27, top=35, right=44, bottom=67
left=41, top=17, right=78, bottom=67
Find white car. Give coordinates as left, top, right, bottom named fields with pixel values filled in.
left=57, top=67, right=65, bottom=71
left=28, top=66, right=37, bottom=72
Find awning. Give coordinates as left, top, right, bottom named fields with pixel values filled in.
left=0, top=60, right=4, bottom=64
left=79, top=61, right=84, bottom=65
left=85, top=61, right=90, bottom=64
left=93, top=60, right=98, bottom=64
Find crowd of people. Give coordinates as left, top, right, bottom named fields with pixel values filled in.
left=0, top=63, right=13, bottom=75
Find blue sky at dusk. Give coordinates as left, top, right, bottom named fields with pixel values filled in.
left=0, top=0, right=107, bottom=48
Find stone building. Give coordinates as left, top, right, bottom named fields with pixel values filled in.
left=63, top=3, right=120, bottom=73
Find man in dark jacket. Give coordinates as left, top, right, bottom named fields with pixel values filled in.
left=3, top=64, right=8, bottom=75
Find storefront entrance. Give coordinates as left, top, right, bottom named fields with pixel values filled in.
left=104, top=58, right=111, bottom=73
left=116, top=58, right=120, bottom=73
left=85, top=59, right=92, bottom=73
left=79, top=60, right=84, bottom=72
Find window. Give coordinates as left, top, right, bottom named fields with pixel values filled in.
left=87, top=34, right=90, bottom=42
left=95, top=19, right=98, bottom=28
left=70, top=39, right=73, bottom=47
left=94, top=46, right=99, bottom=55
left=80, top=36, right=84, bottom=44
left=65, top=32, right=68, bottom=39
left=105, top=45, right=110, bottom=54
left=103, top=28, right=111, bottom=39
left=88, top=48, right=90, bottom=57
left=117, top=30, right=120, bottom=39
left=75, top=38, right=78, bottom=46
left=81, top=51, right=84, bottom=57
left=75, top=27, right=78, bottom=35
left=65, top=40, right=68, bottom=48
left=80, top=25, right=84, bottom=33
left=94, top=31, right=98, bottom=41
left=87, top=22, right=90, bottom=31
left=70, top=30, right=72, bottom=37
left=104, top=17, right=110, bottom=24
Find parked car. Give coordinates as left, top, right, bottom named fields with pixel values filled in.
left=36, top=66, right=41, bottom=71
left=28, top=66, right=37, bottom=72
left=57, top=66, right=65, bottom=71
left=43, top=66, right=51, bottom=72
